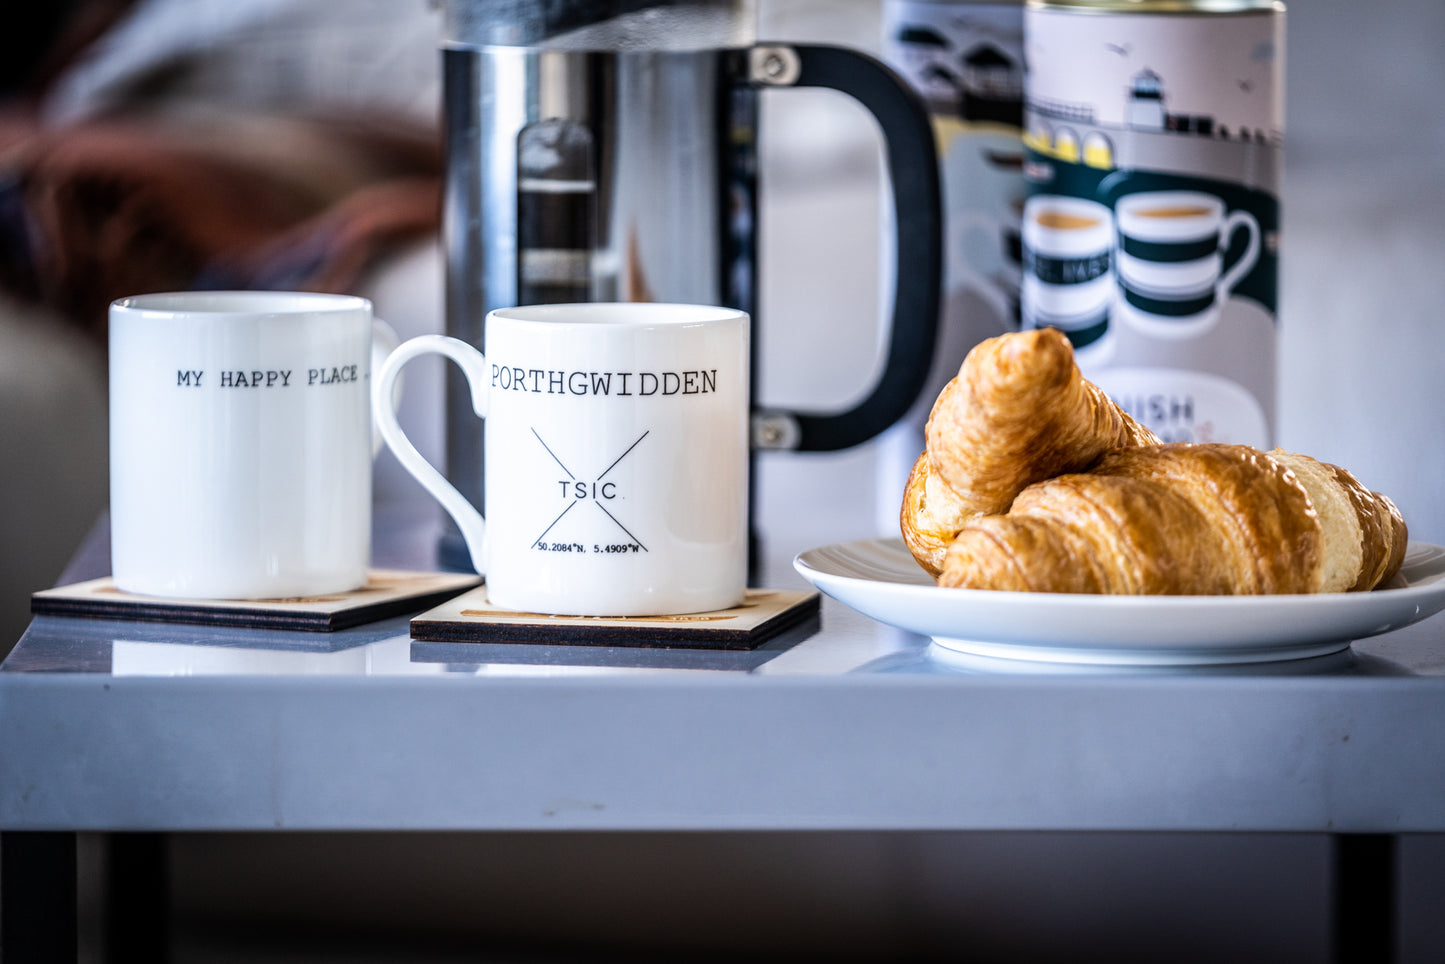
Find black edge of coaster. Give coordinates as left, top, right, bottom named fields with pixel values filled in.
left=409, top=613, right=822, bottom=672
left=409, top=591, right=822, bottom=651
left=31, top=580, right=483, bottom=633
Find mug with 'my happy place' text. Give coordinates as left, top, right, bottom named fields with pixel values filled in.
left=109, top=291, right=397, bottom=599
left=374, top=303, right=749, bottom=617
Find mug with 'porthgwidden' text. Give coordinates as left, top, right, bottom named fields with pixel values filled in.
left=109, top=291, right=397, bottom=599
left=374, top=303, right=749, bottom=617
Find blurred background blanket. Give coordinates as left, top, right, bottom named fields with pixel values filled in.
left=0, top=0, right=442, bottom=341
left=0, top=112, right=441, bottom=338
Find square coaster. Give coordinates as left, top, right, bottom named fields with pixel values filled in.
left=31, top=570, right=484, bottom=632
left=409, top=587, right=821, bottom=650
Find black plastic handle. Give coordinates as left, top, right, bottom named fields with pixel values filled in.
left=761, top=44, right=943, bottom=452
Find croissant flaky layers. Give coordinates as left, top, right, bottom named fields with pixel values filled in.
left=900, top=328, right=1407, bottom=595
left=902, top=327, right=1161, bottom=576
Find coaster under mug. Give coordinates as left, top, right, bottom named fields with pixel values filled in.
left=33, top=570, right=482, bottom=632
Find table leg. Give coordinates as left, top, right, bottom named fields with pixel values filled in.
left=0, top=831, right=78, bottom=963
left=1333, top=833, right=1396, bottom=964
left=106, top=833, right=169, bottom=963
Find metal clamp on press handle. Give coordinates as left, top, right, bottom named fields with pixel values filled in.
left=750, top=45, right=802, bottom=87
left=752, top=411, right=803, bottom=451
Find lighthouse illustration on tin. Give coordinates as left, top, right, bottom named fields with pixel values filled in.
left=1027, top=65, right=1277, bottom=170
left=1126, top=68, right=1166, bottom=128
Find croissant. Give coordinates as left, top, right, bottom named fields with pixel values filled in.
left=1271, top=450, right=1408, bottom=592
left=937, top=444, right=1407, bottom=595
left=901, top=327, right=1158, bottom=574
left=899, top=453, right=976, bottom=577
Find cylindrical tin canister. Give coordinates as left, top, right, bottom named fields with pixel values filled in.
left=882, top=0, right=1026, bottom=415
left=1022, top=0, right=1284, bottom=446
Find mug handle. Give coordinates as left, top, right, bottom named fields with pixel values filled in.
left=373, top=334, right=491, bottom=574
left=748, top=44, right=943, bottom=451
left=1217, top=208, right=1261, bottom=301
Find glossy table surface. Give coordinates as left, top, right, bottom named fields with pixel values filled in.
left=3, top=501, right=1445, bottom=833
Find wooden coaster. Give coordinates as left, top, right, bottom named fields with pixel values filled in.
left=409, top=587, right=821, bottom=650
left=31, top=570, right=483, bottom=632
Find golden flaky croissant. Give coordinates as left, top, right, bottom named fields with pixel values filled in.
left=938, top=444, right=1404, bottom=595
left=901, top=327, right=1158, bottom=575
left=1271, top=450, right=1409, bottom=592
left=902, top=329, right=1408, bottom=595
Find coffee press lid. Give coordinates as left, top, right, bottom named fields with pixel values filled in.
left=443, top=0, right=756, bottom=50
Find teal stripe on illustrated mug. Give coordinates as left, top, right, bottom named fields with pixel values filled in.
left=1027, top=309, right=1109, bottom=350
left=1025, top=249, right=1111, bottom=286
left=1058, top=312, right=1108, bottom=350
left=1121, top=282, right=1215, bottom=318
left=1119, top=233, right=1219, bottom=264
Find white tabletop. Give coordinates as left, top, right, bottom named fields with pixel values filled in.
left=3, top=497, right=1445, bottom=834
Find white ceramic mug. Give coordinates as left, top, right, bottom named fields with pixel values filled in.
left=109, top=291, right=397, bottom=599
left=1114, top=190, right=1261, bottom=339
left=1021, top=195, right=1114, bottom=356
left=374, top=303, right=750, bottom=617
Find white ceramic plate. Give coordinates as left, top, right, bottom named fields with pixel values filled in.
left=794, top=538, right=1445, bottom=666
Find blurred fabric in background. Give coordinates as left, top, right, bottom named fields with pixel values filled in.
left=0, top=0, right=442, bottom=341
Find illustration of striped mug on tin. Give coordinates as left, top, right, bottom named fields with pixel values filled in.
left=1113, top=190, right=1260, bottom=339
left=1021, top=195, right=1115, bottom=358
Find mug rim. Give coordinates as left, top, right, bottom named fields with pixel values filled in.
left=1022, top=196, right=1113, bottom=256
left=111, top=290, right=373, bottom=319
left=1117, top=189, right=1222, bottom=209
left=1023, top=195, right=1112, bottom=227
left=1116, top=190, right=1225, bottom=235
left=489, top=302, right=748, bottom=329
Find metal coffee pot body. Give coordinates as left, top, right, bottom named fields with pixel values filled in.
left=440, top=1, right=942, bottom=569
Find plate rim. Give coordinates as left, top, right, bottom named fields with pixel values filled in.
left=793, top=537, right=1445, bottom=664
left=794, top=537, right=1445, bottom=606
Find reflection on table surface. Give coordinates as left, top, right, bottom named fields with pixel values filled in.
left=4, top=503, right=1445, bottom=681
left=5, top=595, right=1443, bottom=679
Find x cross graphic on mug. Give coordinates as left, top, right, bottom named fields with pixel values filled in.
left=531, top=428, right=649, bottom=554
